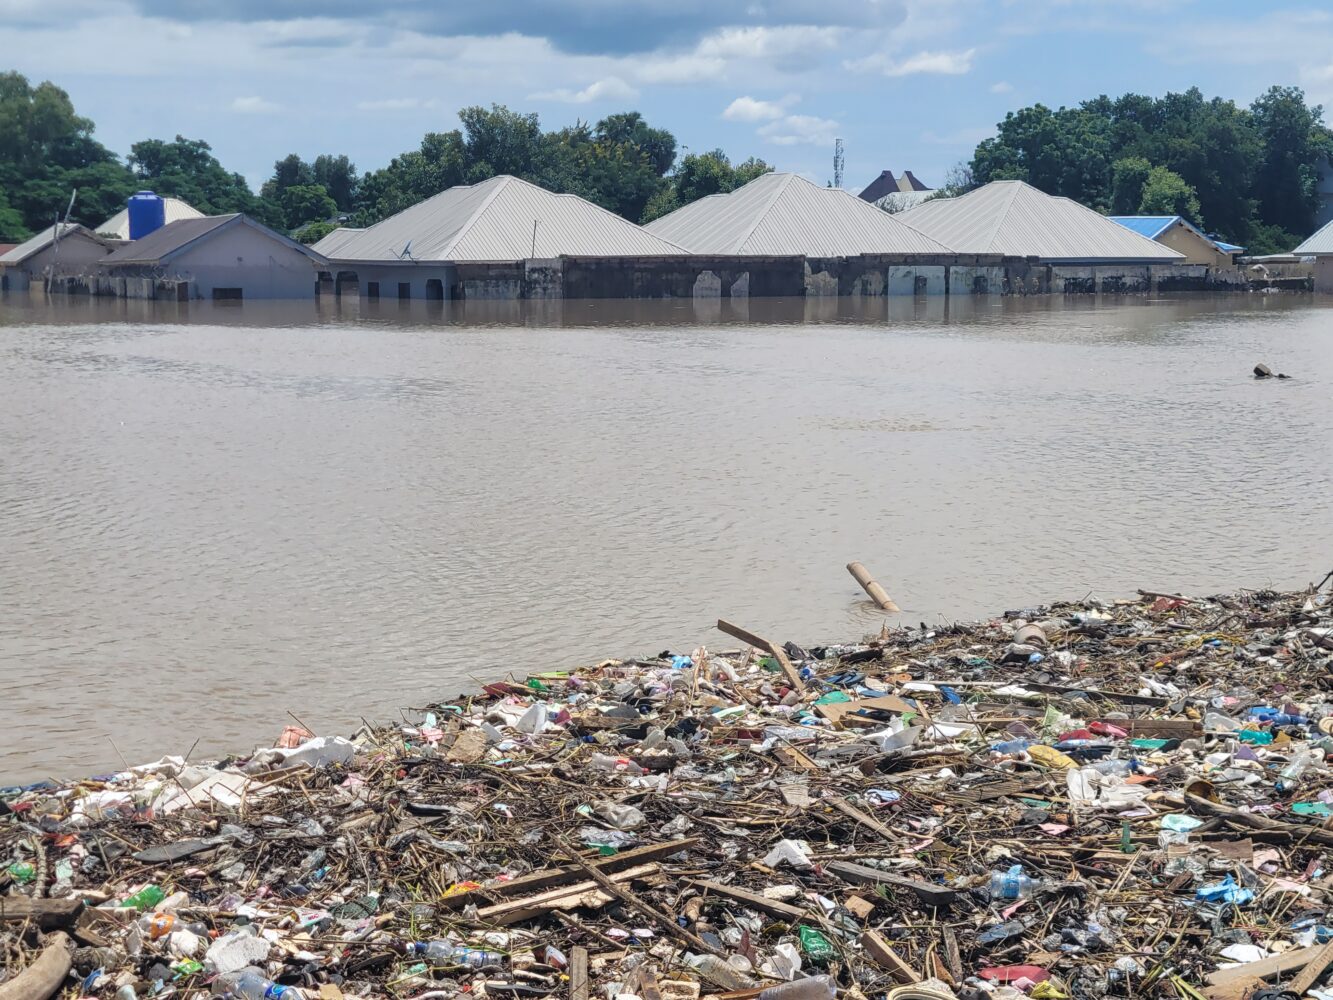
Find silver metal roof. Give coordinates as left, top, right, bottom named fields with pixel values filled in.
left=310, top=227, right=366, bottom=257
left=317, top=175, right=687, bottom=262
left=96, top=197, right=204, bottom=240
left=1292, top=219, right=1333, bottom=255
left=0, top=223, right=107, bottom=265
left=897, top=181, right=1184, bottom=262
left=644, top=172, right=951, bottom=256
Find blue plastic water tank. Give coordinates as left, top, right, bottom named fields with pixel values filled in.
left=127, top=191, right=166, bottom=240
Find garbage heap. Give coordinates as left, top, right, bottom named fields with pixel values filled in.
left=4, top=585, right=1333, bottom=1000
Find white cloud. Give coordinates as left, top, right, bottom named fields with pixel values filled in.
left=530, top=75, right=638, bottom=104
left=759, top=114, right=840, bottom=147
left=354, top=97, right=438, bottom=111
left=989, top=80, right=1013, bottom=93
left=634, top=54, right=726, bottom=84
left=722, top=95, right=795, bottom=122
left=697, top=25, right=842, bottom=60
left=229, top=96, right=280, bottom=113
left=848, top=47, right=976, bottom=76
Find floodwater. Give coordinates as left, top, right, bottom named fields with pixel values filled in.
left=2, top=292, right=1331, bottom=782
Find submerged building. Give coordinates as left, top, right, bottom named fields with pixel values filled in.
left=1108, top=216, right=1243, bottom=270
left=95, top=196, right=204, bottom=240
left=0, top=224, right=111, bottom=292
left=1292, top=220, right=1333, bottom=293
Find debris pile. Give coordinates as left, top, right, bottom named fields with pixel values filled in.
left=5, top=584, right=1333, bottom=1000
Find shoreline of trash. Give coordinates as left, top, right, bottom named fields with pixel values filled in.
left=4, top=581, right=1333, bottom=1000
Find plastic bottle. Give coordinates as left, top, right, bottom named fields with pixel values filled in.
left=989, top=864, right=1041, bottom=900
left=992, top=738, right=1032, bottom=755
left=411, top=941, right=505, bottom=968
left=1278, top=751, right=1314, bottom=793
left=226, top=968, right=302, bottom=1000
left=120, top=885, right=166, bottom=911
left=757, top=976, right=837, bottom=1000
left=686, top=954, right=753, bottom=990
left=138, top=913, right=206, bottom=940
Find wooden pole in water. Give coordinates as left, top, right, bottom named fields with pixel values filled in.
left=847, top=561, right=900, bottom=613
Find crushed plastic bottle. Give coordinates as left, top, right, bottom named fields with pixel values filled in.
left=686, top=953, right=754, bottom=990
left=120, top=885, right=166, bottom=911
left=224, top=967, right=302, bottom=1000
left=411, top=941, right=505, bottom=968
left=757, top=976, right=837, bottom=1000
left=1278, top=751, right=1315, bottom=793
left=989, top=864, right=1041, bottom=900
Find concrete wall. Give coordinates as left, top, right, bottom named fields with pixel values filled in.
left=345, top=263, right=456, bottom=300
left=1315, top=257, right=1333, bottom=294
left=1, top=232, right=110, bottom=292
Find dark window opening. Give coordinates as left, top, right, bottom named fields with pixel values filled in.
left=366, top=281, right=380, bottom=299
left=426, top=278, right=444, bottom=300
left=212, top=287, right=243, bottom=301
left=398, top=282, right=411, bottom=300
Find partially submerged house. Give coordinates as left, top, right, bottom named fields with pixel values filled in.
left=94, top=197, right=204, bottom=240
left=0, top=224, right=111, bottom=292
left=1107, top=216, right=1243, bottom=269
left=82, top=214, right=326, bottom=300
left=313, top=174, right=688, bottom=300
left=1292, top=220, right=1333, bottom=293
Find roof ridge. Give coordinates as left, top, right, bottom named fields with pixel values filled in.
left=435, top=175, right=512, bottom=259
left=733, top=172, right=793, bottom=254
left=983, top=181, right=1023, bottom=250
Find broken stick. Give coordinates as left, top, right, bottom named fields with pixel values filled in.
left=847, top=561, right=900, bottom=613
left=716, top=619, right=805, bottom=693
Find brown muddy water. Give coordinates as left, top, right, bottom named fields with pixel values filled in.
left=2, top=293, right=1331, bottom=782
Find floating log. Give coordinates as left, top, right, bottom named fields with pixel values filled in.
left=847, top=561, right=900, bottom=613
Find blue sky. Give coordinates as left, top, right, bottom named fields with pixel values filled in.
left=4, top=0, right=1333, bottom=195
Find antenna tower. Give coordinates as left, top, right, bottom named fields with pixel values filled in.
left=833, top=138, right=844, bottom=189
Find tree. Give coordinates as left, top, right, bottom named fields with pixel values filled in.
left=1250, top=85, right=1333, bottom=236
left=1110, top=156, right=1152, bottom=215
left=0, top=188, right=26, bottom=241
left=312, top=154, right=357, bottom=212
left=128, top=135, right=278, bottom=225
left=276, top=184, right=337, bottom=231
left=0, top=72, right=134, bottom=234
left=293, top=219, right=339, bottom=245
left=1138, top=166, right=1203, bottom=222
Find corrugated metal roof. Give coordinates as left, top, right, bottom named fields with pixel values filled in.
left=644, top=173, right=951, bottom=256
left=102, top=215, right=326, bottom=265
left=0, top=223, right=106, bottom=265
left=320, top=175, right=687, bottom=262
left=1107, top=216, right=1175, bottom=239
left=898, top=181, right=1183, bottom=262
left=310, top=228, right=366, bottom=257
left=1292, top=219, right=1333, bottom=255
left=96, top=197, right=205, bottom=240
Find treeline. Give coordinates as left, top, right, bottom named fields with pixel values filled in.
left=0, top=72, right=770, bottom=244
left=965, top=86, right=1333, bottom=254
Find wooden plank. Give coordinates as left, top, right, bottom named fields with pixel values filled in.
left=815, top=695, right=917, bottom=727
left=862, top=930, right=921, bottom=984
left=570, top=947, right=589, bottom=1000
left=1286, top=939, right=1333, bottom=995
left=0, top=896, right=83, bottom=929
left=438, top=838, right=697, bottom=910
left=826, top=860, right=957, bottom=907
left=0, top=931, right=72, bottom=1000
left=717, top=619, right=805, bottom=693
left=474, top=864, right=658, bottom=925
left=1097, top=719, right=1201, bottom=739
left=685, top=879, right=812, bottom=921
left=1206, top=944, right=1326, bottom=986
left=826, top=798, right=902, bottom=843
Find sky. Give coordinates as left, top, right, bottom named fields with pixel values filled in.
left=5, top=0, right=1333, bottom=195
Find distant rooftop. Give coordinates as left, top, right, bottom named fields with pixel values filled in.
left=859, top=169, right=931, bottom=203
left=96, top=197, right=205, bottom=240
left=1107, top=215, right=1244, bottom=253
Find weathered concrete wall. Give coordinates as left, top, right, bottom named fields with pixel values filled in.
left=169, top=225, right=317, bottom=299
left=1315, top=257, right=1333, bottom=295
left=559, top=256, right=805, bottom=299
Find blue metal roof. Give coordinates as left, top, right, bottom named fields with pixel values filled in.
left=1108, top=215, right=1244, bottom=253
left=1107, top=216, right=1176, bottom=239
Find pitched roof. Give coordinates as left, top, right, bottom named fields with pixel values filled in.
left=95, top=197, right=205, bottom=240
left=0, top=223, right=108, bottom=265
left=101, top=214, right=326, bottom=265
left=309, top=227, right=366, bottom=257
left=898, top=181, right=1184, bottom=262
left=317, top=175, right=687, bottom=262
left=859, top=170, right=932, bottom=203
left=644, top=172, right=952, bottom=256
left=1292, top=219, right=1333, bottom=255
left=1108, top=215, right=1245, bottom=253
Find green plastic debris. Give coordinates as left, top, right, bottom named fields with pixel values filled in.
left=1120, top=820, right=1137, bottom=853
left=7, top=862, right=35, bottom=883
left=1130, top=738, right=1169, bottom=750
left=1238, top=730, right=1274, bottom=745
left=121, top=884, right=165, bottom=910
left=814, top=691, right=852, bottom=706
left=798, top=925, right=836, bottom=961
left=172, top=959, right=204, bottom=978
left=759, top=656, right=780, bottom=673
left=1293, top=802, right=1333, bottom=817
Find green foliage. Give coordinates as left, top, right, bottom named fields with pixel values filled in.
left=970, top=86, right=1332, bottom=246
left=1138, top=166, right=1203, bottom=223
left=1246, top=221, right=1304, bottom=257
left=0, top=71, right=134, bottom=235
left=129, top=135, right=279, bottom=226
left=293, top=219, right=339, bottom=245
left=275, top=184, right=337, bottom=231
left=312, top=155, right=357, bottom=212
left=1110, top=157, right=1152, bottom=215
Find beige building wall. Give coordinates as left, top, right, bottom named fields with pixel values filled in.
left=1156, top=222, right=1235, bottom=270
